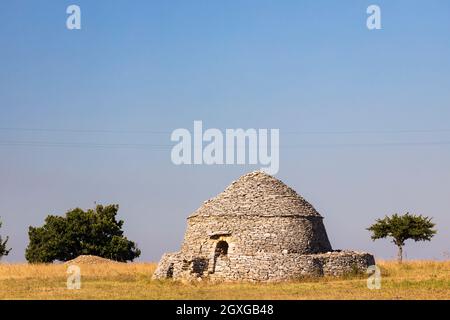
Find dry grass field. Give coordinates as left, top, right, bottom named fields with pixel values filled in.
left=0, top=260, right=449, bottom=300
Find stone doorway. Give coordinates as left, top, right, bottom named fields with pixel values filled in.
left=215, top=240, right=229, bottom=257
left=210, top=240, right=230, bottom=275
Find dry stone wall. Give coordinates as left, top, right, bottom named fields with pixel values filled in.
left=182, top=215, right=332, bottom=256
left=153, top=251, right=375, bottom=282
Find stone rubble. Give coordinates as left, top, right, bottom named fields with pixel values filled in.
left=64, top=255, right=121, bottom=265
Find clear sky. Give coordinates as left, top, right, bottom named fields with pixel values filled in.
left=0, top=0, right=449, bottom=262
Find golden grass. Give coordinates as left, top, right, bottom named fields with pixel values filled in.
left=0, top=260, right=449, bottom=300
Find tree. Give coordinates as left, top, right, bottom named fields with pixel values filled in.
left=367, top=213, right=436, bottom=263
left=0, top=218, right=11, bottom=259
left=25, top=204, right=141, bottom=263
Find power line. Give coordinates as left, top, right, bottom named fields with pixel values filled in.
left=0, top=140, right=172, bottom=149
left=1, top=127, right=450, bottom=135
left=0, top=140, right=449, bottom=149
left=0, top=127, right=169, bottom=134
left=284, top=129, right=450, bottom=135
left=285, top=141, right=450, bottom=148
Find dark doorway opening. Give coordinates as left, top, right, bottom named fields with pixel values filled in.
left=166, top=263, right=174, bottom=278
left=215, top=240, right=229, bottom=257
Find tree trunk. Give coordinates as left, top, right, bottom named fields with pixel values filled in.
left=397, top=245, right=403, bottom=263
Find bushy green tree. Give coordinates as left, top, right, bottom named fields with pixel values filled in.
left=367, top=213, right=436, bottom=263
left=25, top=204, right=141, bottom=263
left=0, top=218, right=11, bottom=259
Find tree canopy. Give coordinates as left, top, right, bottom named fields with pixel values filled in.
left=367, top=213, right=436, bottom=262
left=0, top=218, right=11, bottom=259
left=25, top=204, right=141, bottom=263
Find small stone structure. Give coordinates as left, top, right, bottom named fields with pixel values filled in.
left=153, top=171, right=374, bottom=282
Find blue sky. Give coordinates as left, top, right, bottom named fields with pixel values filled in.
left=0, top=0, right=449, bottom=262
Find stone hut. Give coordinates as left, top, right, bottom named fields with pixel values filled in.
left=153, top=171, right=374, bottom=282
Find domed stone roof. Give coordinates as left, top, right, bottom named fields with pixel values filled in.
left=189, top=171, right=322, bottom=218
